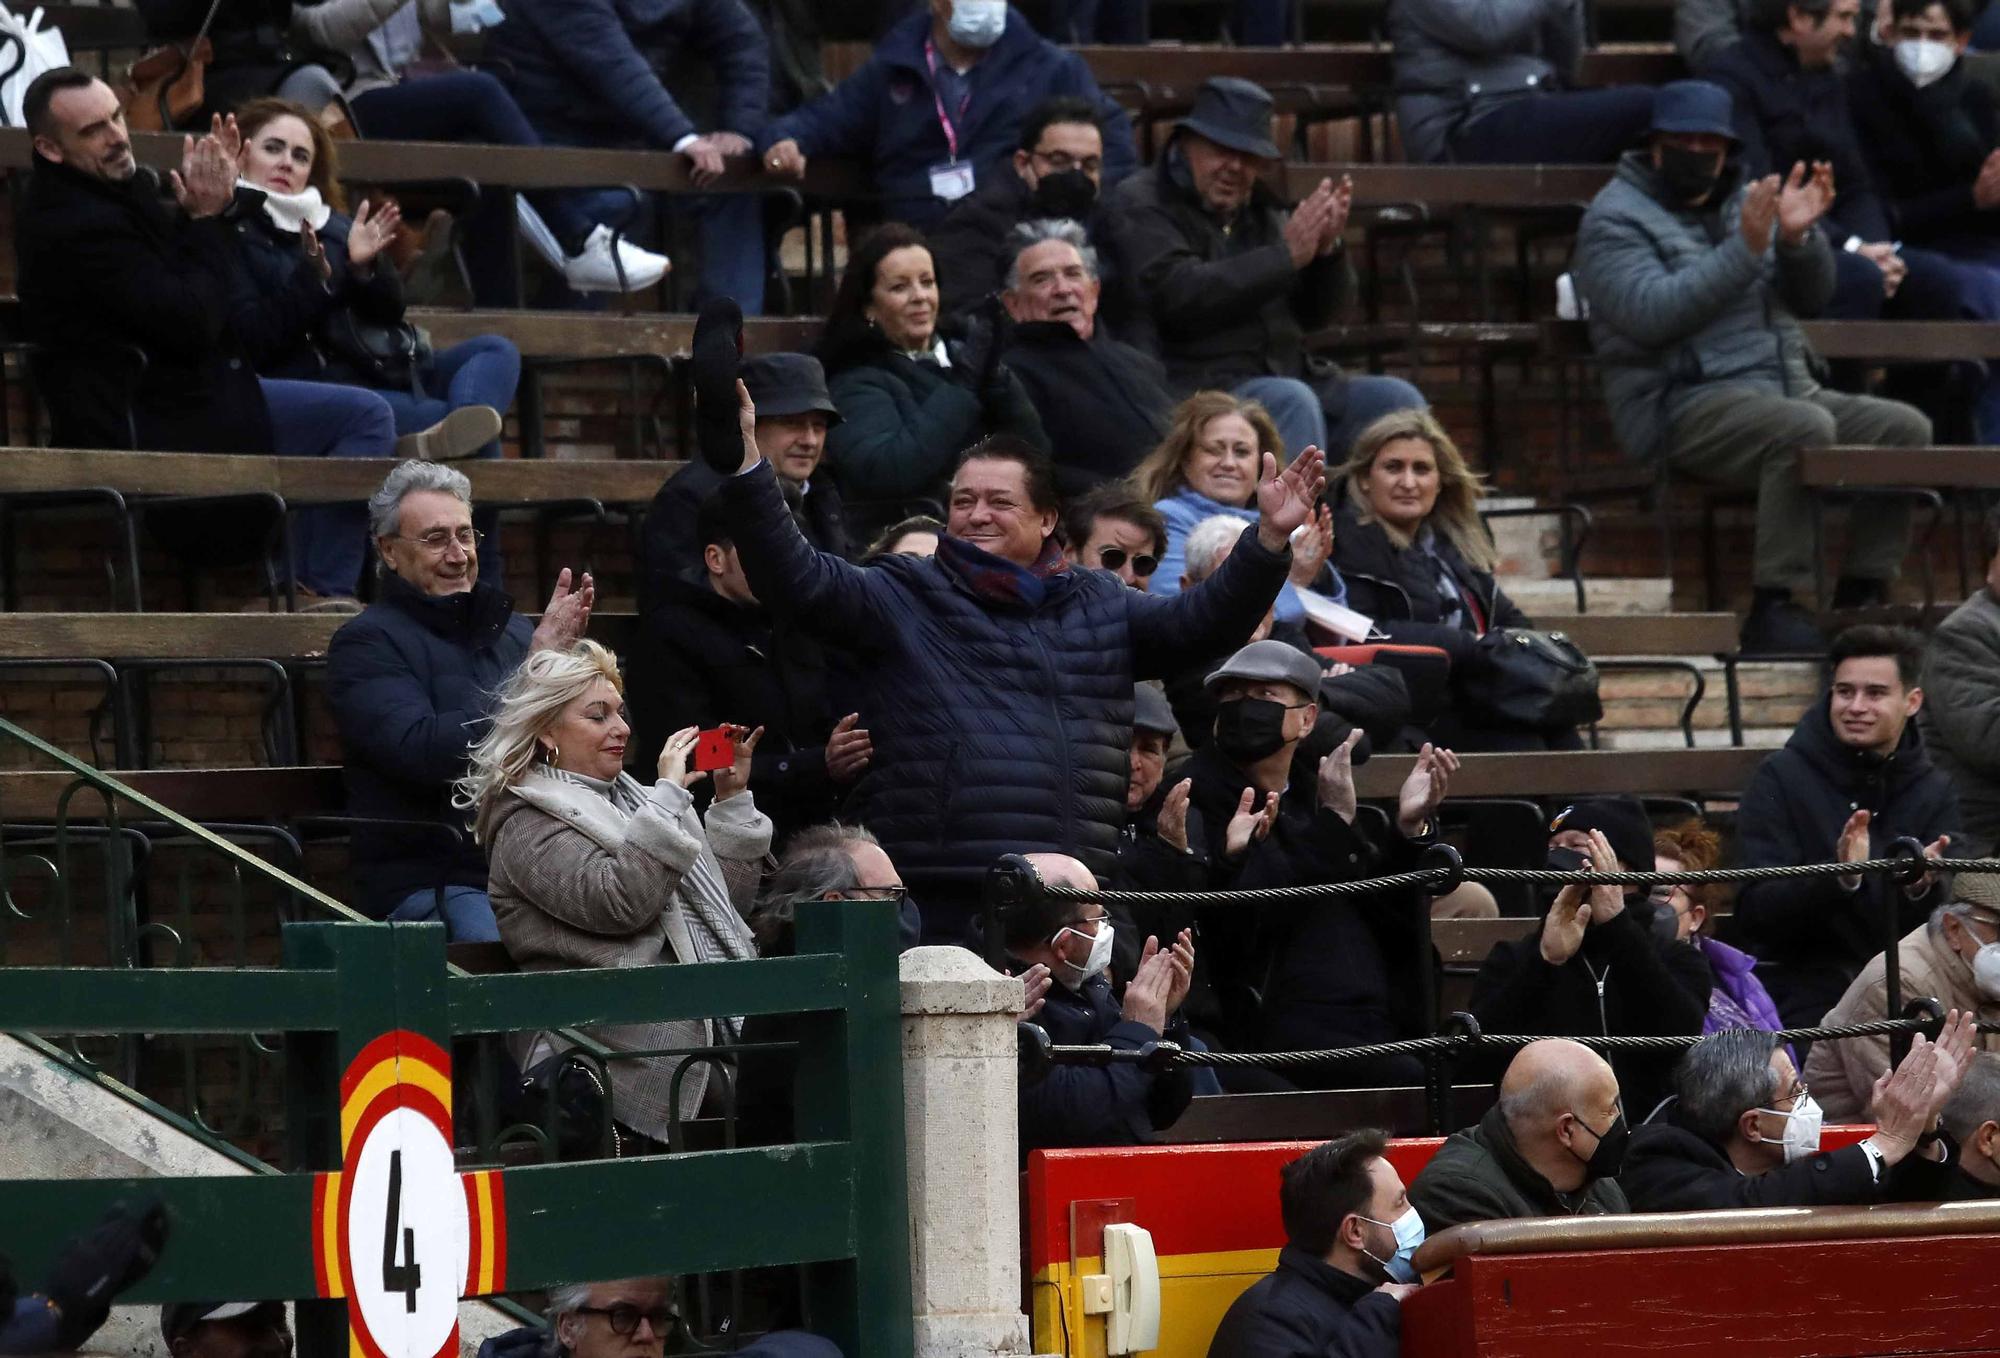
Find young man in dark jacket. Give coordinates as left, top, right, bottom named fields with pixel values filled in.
left=1000, top=219, right=1173, bottom=491
left=627, top=495, right=861, bottom=846
left=702, top=296, right=1318, bottom=943
left=756, top=0, right=1136, bottom=230
left=1471, top=805, right=1714, bottom=1118
left=1178, top=640, right=1457, bottom=1085
left=1009, top=853, right=1199, bottom=1153
left=1206, top=1130, right=1416, bottom=1358
left=1409, top=1038, right=1632, bottom=1232
left=1735, top=625, right=1961, bottom=1027
left=487, top=0, right=770, bottom=310
left=327, top=463, right=592, bottom=935
left=1622, top=1020, right=1970, bottom=1211
left=637, top=352, right=850, bottom=611
left=1103, top=76, right=1425, bottom=463
left=930, top=95, right=1111, bottom=323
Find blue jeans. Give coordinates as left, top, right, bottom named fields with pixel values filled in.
left=1232, top=373, right=1428, bottom=460
left=388, top=883, right=501, bottom=942
left=352, top=72, right=603, bottom=304
left=259, top=377, right=395, bottom=596
left=1233, top=0, right=1292, bottom=42
left=1448, top=87, right=1657, bottom=164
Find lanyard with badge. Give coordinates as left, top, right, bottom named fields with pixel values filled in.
left=923, top=38, right=976, bottom=202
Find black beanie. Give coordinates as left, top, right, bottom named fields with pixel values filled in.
left=1550, top=797, right=1656, bottom=874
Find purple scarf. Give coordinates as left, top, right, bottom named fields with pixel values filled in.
left=935, top=533, right=1070, bottom=611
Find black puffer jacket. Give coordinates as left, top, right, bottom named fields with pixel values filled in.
left=1734, top=700, right=1962, bottom=1026
left=1205, top=1245, right=1400, bottom=1358
left=325, top=574, right=532, bottom=915
left=626, top=566, right=840, bottom=845
left=221, top=202, right=405, bottom=382
left=1330, top=485, right=1531, bottom=665
left=715, top=460, right=1288, bottom=892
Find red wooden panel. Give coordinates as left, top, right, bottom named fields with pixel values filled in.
left=1402, top=1234, right=2000, bottom=1357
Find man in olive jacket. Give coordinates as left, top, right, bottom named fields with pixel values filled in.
left=1409, top=1039, right=1631, bottom=1233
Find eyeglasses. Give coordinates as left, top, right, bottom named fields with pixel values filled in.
left=389, top=528, right=483, bottom=553
left=845, top=884, right=908, bottom=903
left=572, top=1305, right=675, bottom=1337
left=1032, top=149, right=1102, bottom=176
left=1774, top=1080, right=1809, bottom=1111
left=1096, top=548, right=1159, bottom=577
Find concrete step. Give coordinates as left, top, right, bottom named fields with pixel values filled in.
left=1594, top=657, right=1818, bottom=739
left=1501, top=576, right=1674, bottom=616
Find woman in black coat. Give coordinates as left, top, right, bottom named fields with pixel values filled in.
left=1329, top=408, right=1580, bottom=752
left=816, top=222, right=1048, bottom=517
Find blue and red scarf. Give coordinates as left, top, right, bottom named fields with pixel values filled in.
left=934, top=533, right=1071, bottom=611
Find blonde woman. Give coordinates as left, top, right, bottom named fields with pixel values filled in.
left=1129, top=390, right=1339, bottom=623
left=1330, top=409, right=1575, bottom=751
left=456, top=639, right=767, bottom=1151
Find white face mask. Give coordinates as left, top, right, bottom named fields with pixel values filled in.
left=1053, top=920, right=1114, bottom=986
left=1356, top=1206, right=1425, bottom=1284
left=1973, top=940, right=2000, bottom=1002
left=948, top=0, right=1007, bottom=48
left=1895, top=37, right=1957, bottom=87
left=1754, top=1093, right=1825, bottom=1164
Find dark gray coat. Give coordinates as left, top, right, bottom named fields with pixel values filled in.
left=1918, top=587, right=2000, bottom=856
left=1387, top=0, right=1585, bottom=164
left=1409, top=1103, right=1629, bottom=1234
left=1571, top=151, right=1834, bottom=465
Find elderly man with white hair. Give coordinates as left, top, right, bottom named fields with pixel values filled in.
left=1941, top=1052, right=2000, bottom=1200
left=325, top=461, right=593, bottom=939
left=999, top=217, right=1176, bottom=489
left=474, top=1277, right=840, bottom=1358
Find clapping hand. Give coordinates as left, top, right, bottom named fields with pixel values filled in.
left=1120, top=934, right=1192, bottom=1033
left=344, top=198, right=403, bottom=272
left=1776, top=160, right=1836, bottom=246
left=1287, top=503, right=1335, bottom=588
left=1255, top=444, right=1328, bottom=551
left=1539, top=830, right=1622, bottom=964
left=711, top=724, right=763, bottom=801
left=1224, top=786, right=1280, bottom=858
left=1907, top=833, right=1951, bottom=898
left=1157, top=777, right=1193, bottom=853
left=825, top=712, right=873, bottom=782
left=1975, top=149, right=2000, bottom=210
left=170, top=114, right=239, bottom=219
left=1317, top=727, right=1364, bottom=825
left=1868, top=1030, right=1945, bottom=1163
left=529, top=567, right=595, bottom=653
left=1396, top=741, right=1458, bottom=838
left=1836, top=808, right=1873, bottom=891
left=1319, top=174, right=1353, bottom=255
left=1283, top=177, right=1338, bottom=269
left=299, top=221, right=331, bottom=282
left=1014, top=962, right=1053, bottom=1023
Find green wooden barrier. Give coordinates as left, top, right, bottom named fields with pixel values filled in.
left=0, top=909, right=912, bottom=1358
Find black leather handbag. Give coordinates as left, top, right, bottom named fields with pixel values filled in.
left=320, top=308, right=432, bottom=396
left=1457, top=628, right=1604, bottom=729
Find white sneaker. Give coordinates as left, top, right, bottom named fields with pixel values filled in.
left=562, top=223, right=670, bottom=292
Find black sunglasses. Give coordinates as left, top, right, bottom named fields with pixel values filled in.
left=1096, top=547, right=1159, bottom=577
left=574, top=1305, right=676, bottom=1337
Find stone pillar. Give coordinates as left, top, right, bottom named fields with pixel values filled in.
left=900, top=946, right=1035, bottom=1358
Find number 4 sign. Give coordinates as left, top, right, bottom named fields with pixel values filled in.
left=311, top=1032, right=508, bottom=1358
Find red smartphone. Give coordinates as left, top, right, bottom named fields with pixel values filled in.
left=694, top=727, right=738, bottom=772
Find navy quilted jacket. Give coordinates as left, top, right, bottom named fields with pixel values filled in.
left=715, top=461, right=1288, bottom=887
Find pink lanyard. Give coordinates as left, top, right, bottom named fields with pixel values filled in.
left=923, top=38, right=971, bottom=162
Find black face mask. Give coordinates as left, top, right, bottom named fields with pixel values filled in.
left=1213, top=697, right=1292, bottom=763
left=1570, top=1112, right=1630, bottom=1180
left=1631, top=895, right=1682, bottom=945
left=1029, top=168, right=1097, bottom=219
left=1546, top=846, right=1588, bottom=874
left=1656, top=144, right=1723, bottom=206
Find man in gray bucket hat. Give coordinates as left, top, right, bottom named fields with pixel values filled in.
left=1104, top=76, right=1429, bottom=466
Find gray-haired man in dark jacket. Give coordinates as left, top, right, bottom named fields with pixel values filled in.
left=1572, top=79, right=1931, bottom=655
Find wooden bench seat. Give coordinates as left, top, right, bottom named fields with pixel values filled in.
left=1550, top=612, right=1739, bottom=657
left=1354, top=746, right=1767, bottom=799
left=1800, top=445, right=2000, bottom=491
left=0, top=611, right=639, bottom=660
left=0, top=764, right=343, bottom=822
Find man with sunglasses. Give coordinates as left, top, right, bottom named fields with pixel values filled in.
left=1063, top=485, right=1167, bottom=591
left=479, top=1278, right=838, bottom=1358
left=1001, top=218, right=1175, bottom=490
left=1621, top=1017, right=1973, bottom=1212
left=328, top=461, right=593, bottom=939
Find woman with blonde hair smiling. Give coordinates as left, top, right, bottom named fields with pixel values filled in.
left=456, top=638, right=766, bottom=1152
left=1331, top=408, right=1579, bottom=751
left=1131, top=390, right=1340, bottom=623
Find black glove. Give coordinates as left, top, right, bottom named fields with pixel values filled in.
left=949, top=297, right=1009, bottom=395
left=692, top=297, right=746, bottom=475
left=42, top=1199, right=169, bottom=1350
